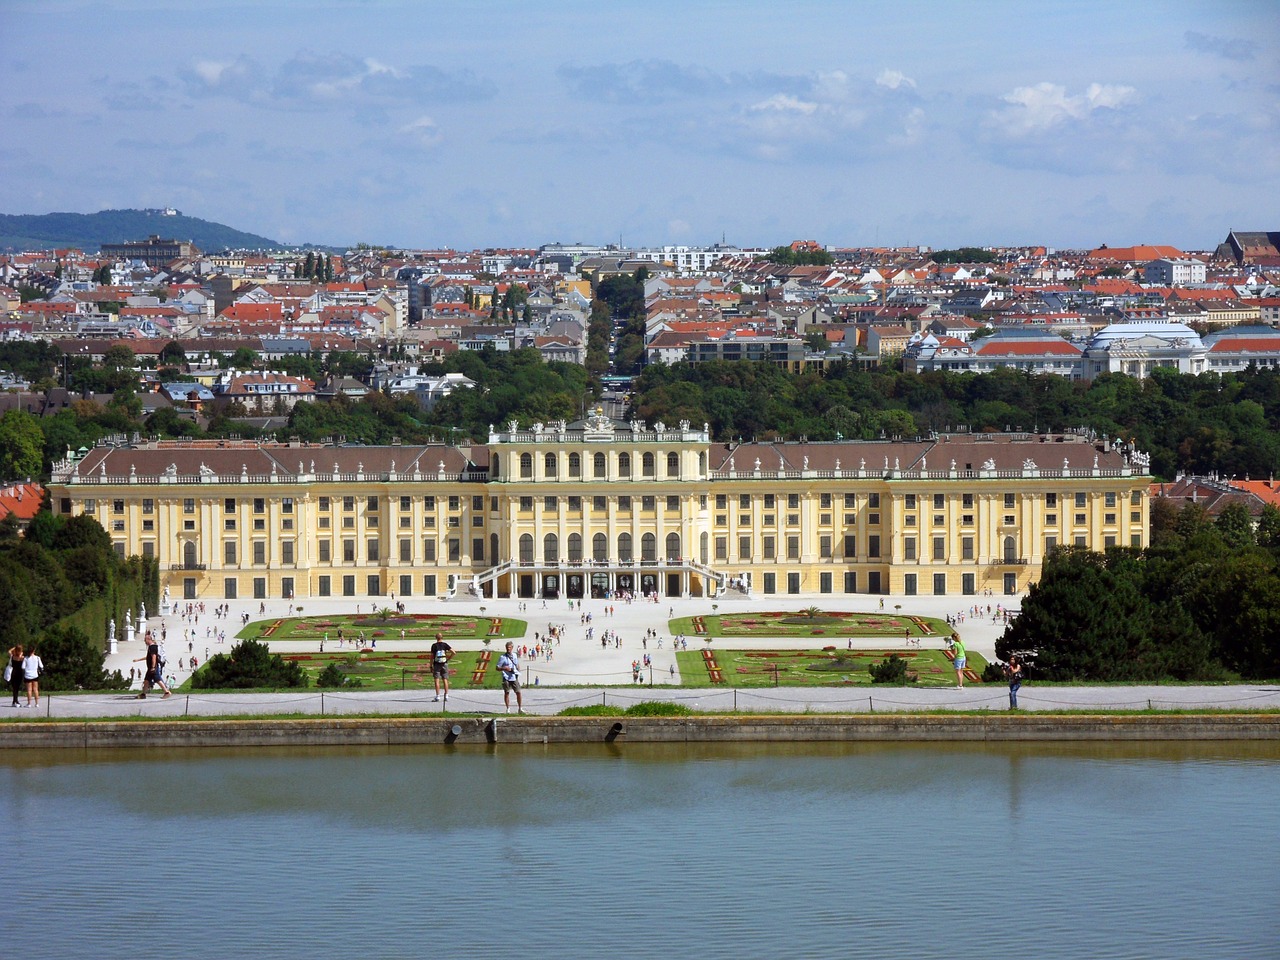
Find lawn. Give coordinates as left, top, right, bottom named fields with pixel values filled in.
left=671, top=609, right=951, bottom=641
left=675, top=647, right=987, bottom=688
left=278, top=650, right=510, bottom=690
left=236, top=613, right=525, bottom=645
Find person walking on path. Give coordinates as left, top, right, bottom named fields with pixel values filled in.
left=7, top=644, right=25, bottom=707
left=134, top=635, right=171, bottom=699
left=430, top=632, right=454, bottom=702
left=1005, top=655, right=1024, bottom=709
left=497, top=640, right=523, bottom=714
left=950, top=635, right=967, bottom=689
left=22, top=644, right=43, bottom=708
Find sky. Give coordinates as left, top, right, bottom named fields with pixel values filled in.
left=2, top=0, right=1277, bottom=251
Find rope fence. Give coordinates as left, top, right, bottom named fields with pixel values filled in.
left=12, top=685, right=1280, bottom=721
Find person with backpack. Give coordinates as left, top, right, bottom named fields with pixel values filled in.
left=430, top=632, right=454, bottom=703
left=497, top=641, right=522, bottom=714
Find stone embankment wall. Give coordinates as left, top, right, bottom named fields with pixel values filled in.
left=5, top=714, right=1278, bottom=750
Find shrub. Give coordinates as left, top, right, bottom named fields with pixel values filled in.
left=316, top=663, right=349, bottom=688
left=869, top=654, right=914, bottom=685
left=192, top=638, right=308, bottom=689
left=624, top=701, right=693, bottom=716
left=558, top=704, right=626, bottom=717
left=33, top=623, right=129, bottom=691
left=982, top=662, right=1007, bottom=684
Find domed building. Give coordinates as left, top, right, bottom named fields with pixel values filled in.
left=1081, top=321, right=1207, bottom=380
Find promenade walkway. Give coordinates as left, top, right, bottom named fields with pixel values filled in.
left=7, top=593, right=1279, bottom=719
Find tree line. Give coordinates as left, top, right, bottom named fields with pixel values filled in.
left=631, top=361, right=1280, bottom=480
left=1, top=511, right=156, bottom=691
left=997, top=501, right=1280, bottom=681
left=9, top=338, right=1280, bottom=483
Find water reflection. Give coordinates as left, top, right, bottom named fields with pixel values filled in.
left=3, top=742, right=1277, bottom=960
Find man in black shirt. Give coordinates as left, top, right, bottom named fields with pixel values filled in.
left=133, top=630, right=172, bottom=699
left=430, top=632, right=454, bottom=702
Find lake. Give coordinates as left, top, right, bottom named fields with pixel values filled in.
left=3, top=741, right=1277, bottom=959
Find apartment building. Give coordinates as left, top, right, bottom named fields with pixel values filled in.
left=48, top=413, right=1150, bottom=603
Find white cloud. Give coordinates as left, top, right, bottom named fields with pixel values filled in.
left=193, top=61, right=229, bottom=85
left=399, top=116, right=442, bottom=148
left=875, top=69, right=916, bottom=90
left=994, top=81, right=1136, bottom=135
left=749, top=93, right=818, bottom=115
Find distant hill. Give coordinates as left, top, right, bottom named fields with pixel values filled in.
left=0, top=208, right=285, bottom=253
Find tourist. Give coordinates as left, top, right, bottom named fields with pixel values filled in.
left=134, top=636, right=171, bottom=699
left=498, top=641, right=522, bottom=714
left=950, top=635, right=967, bottom=690
left=23, top=644, right=44, bottom=708
left=7, top=644, right=25, bottom=707
left=1005, top=655, right=1024, bottom=709
left=430, top=632, right=454, bottom=702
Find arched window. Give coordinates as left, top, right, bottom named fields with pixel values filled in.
left=544, top=453, right=557, bottom=477
left=520, top=453, right=533, bottom=478
left=1003, top=536, right=1017, bottom=563
left=618, top=453, right=631, bottom=478
left=700, top=532, right=709, bottom=564
left=544, top=533, right=559, bottom=563
left=568, top=453, right=581, bottom=478
left=698, top=452, right=706, bottom=475
left=666, top=452, right=679, bottom=478
left=665, top=532, right=680, bottom=561
left=491, top=454, right=500, bottom=478
left=594, top=453, right=607, bottom=478
left=184, top=540, right=197, bottom=568
left=642, top=452, right=655, bottom=477
left=568, top=533, right=582, bottom=563
left=641, top=532, right=657, bottom=561
left=519, top=534, right=534, bottom=564
left=592, top=533, right=607, bottom=561
left=618, top=532, right=633, bottom=562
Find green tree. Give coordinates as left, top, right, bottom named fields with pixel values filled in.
left=52, top=514, right=112, bottom=552
left=1256, top=504, right=1280, bottom=552
left=230, top=347, right=260, bottom=369
left=0, top=410, right=44, bottom=480
left=1214, top=502, right=1255, bottom=549
left=35, top=624, right=129, bottom=691
left=102, top=344, right=135, bottom=370
left=996, top=548, right=1159, bottom=681
left=192, top=638, right=308, bottom=689
left=159, top=340, right=187, bottom=366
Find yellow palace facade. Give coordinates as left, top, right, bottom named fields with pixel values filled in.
left=48, top=410, right=1150, bottom=602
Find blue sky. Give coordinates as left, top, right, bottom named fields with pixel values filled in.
left=2, top=0, right=1276, bottom=251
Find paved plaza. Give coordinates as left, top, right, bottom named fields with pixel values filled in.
left=8, top=592, right=1280, bottom=718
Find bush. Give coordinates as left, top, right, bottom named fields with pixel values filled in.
left=982, top=662, right=1007, bottom=684
left=191, top=638, right=308, bottom=689
left=869, top=654, right=914, bottom=685
left=316, top=663, right=350, bottom=688
left=624, top=701, right=693, bottom=716
left=33, top=624, right=129, bottom=691
left=558, top=704, right=626, bottom=717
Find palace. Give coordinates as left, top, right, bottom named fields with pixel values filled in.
left=47, top=411, right=1150, bottom=603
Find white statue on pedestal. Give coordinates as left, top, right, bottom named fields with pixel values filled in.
left=108, top=619, right=117, bottom=656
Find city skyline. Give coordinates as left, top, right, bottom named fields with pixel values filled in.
left=2, top=0, right=1276, bottom=251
